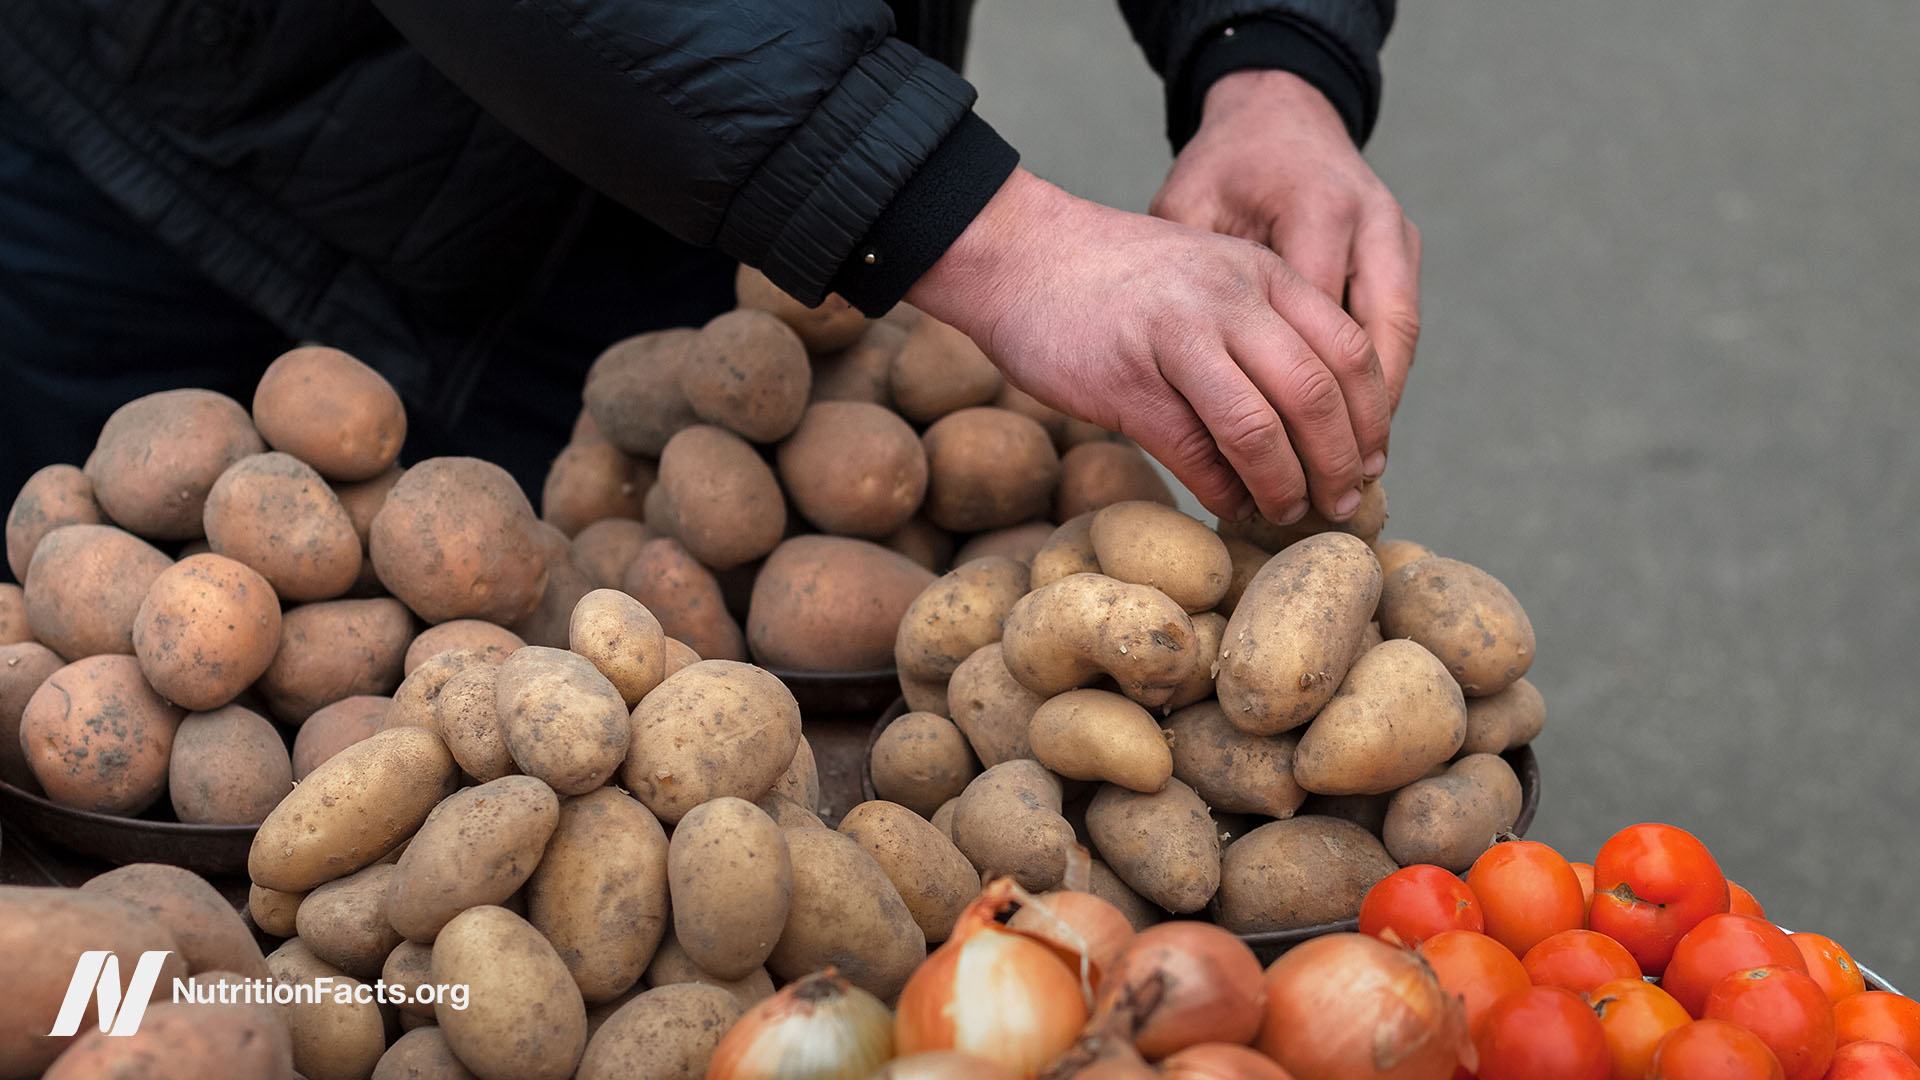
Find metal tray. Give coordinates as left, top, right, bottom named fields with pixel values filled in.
left=765, top=666, right=902, bottom=717
left=0, top=779, right=255, bottom=878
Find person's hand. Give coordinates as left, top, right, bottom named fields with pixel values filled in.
left=905, top=167, right=1389, bottom=525
left=1152, top=69, right=1421, bottom=415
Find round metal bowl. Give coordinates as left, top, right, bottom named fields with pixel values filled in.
left=0, top=779, right=256, bottom=879
left=764, top=666, right=902, bottom=717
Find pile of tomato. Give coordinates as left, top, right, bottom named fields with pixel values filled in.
left=1358, top=823, right=1920, bottom=1080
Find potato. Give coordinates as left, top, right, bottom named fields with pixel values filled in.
left=1460, top=677, right=1546, bottom=755
left=505, top=523, right=593, bottom=650
left=1211, top=816, right=1398, bottom=933
left=540, top=439, right=652, bottom=536
left=838, top=800, right=978, bottom=943
left=993, top=382, right=1070, bottom=446
left=569, top=518, right=652, bottom=590
left=257, top=598, right=413, bottom=723
left=131, top=553, right=281, bottom=711
left=1163, top=700, right=1307, bottom=819
left=1378, top=556, right=1536, bottom=697
left=680, top=308, right=812, bottom=443
left=765, top=828, right=926, bottom=1001
left=622, top=660, right=801, bottom=823
left=21, top=654, right=182, bottom=814
left=568, top=589, right=666, bottom=707
left=1163, top=612, right=1226, bottom=711
left=921, top=407, right=1060, bottom=532
left=252, top=346, right=407, bottom=482
left=928, top=798, right=959, bottom=842
left=1215, top=531, right=1381, bottom=735
left=383, top=647, right=489, bottom=734
left=168, top=704, right=293, bottom=824
left=0, top=642, right=62, bottom=790
left=1090, top=502, right=1231, bottom=614
left=267, top=937, right=387, bottom=1080
left=86, top=388, right=264, bottom=541
left=249, top=884, right=304, bottom=939
left=583, top=328, right=701, bottom=458
left=950, top=759, right=1074, bottom=892
left=6, top=464, right=103, bottom=582
left=777, top=402, right=927, bottom=537
left=1373, top=537, right=1436, bottom=579
left=81, top=863, right=268, bottom=978
left=869, top=712, right=980, bottom=818
left=494, top=646, right=630, bottom=796
left=1030, top=513, right=1100, bottom=590
left=402, top=621, right=522, bottom=676
left=42, top=1002, right=292, bottom=1080
left=951, top=520, right=1054, bottom=567
left=1382, top=754, right=1524, bottom=871
left=249, top=726, right=460, bottom=892
left=1086, top=859, right=1163, bottom=931
left=203, top=452, right=363, bottom=601
left=387, top=775, right=560, bottom=943
left=999, top=573, right=1198, bottom=707
left=1293, top=639, right=1468, bottom=795
left=1029, top=690, right=1172, bottom=793
left=1085, top=778, right=1219, bottom=914
left=295, top=863, right=405, bottom=980
left=1212, top=535, right=1270, bottom=619
left=889, top=317, right=1003, bottom=423
left=432, top=906, right=587, bottom=1080
left=756, top=791, right=826, bottom=831
left=810, top=321, right=905, bottom=407
left=372, top=1027, right=476, bottom=1080
left=769, top=734, right=821, bottom=812
left=22, top=524, right=174, bottom=659
left=1055, top=442, right=1176, bottom=522
left=1217, top=478, right=1389, bottom=552
left=642, top=932, right=775, bottom=1012
left=665, top=797, right=791, bottom=979
left=527, top=787, right=671, bottom=1004
left=380, top=941, right=439, bottom=1020
left=881, top=515, right=954, bottom=574
left=650, top=425, right=787, bottom=572
left=945, top=641, right=1044, bottom=767
left=430, top=666, right=512, bottom=781
left=620, top=537, right=747, bottom=662
left=747, top=536, right=935, bottom=671
left=370, top=457, right=550, bottom=625
left=334, top=466, right=403, bottom=597
left=893, top=555, right=1028, bottom=689
left=662, top=636, right=701, bottom=676
left=737, top=264, right=870, bottom=352
left=576, top=983, right=742, bottom=1080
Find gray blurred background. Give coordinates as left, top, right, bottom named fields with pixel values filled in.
left=969, top=0, right=1920, bottom=989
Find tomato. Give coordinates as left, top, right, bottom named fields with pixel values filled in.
left=1523, top=929, right=1642, bottom=995
left=1822, top=1040, right=1920, bottom=1079
left=1832, top=992, right=1920, bottom=1059
left=1418, top=929, right=1532, bottom=1037
left=1589, top=823, right=1730, bottom=976
left=1664, top=914, right=1808, bottom=1018
left=1475, top=985, right=1611, bottom=1080
left=1590, top=977, right=1693, bottom=1080
left=1359, top=864, right=1484, bottom=947
left=1728, top=880, right=1766, bottom=919
left=1790, top=934, right=1867, bottom=1005
left=1571, top=861, right=1597, bottom=916
left=1703, top=967, right=1837, bottom=1080
left=1651, top=1020, right=1788, bottom=1080
left=1466, top=840, right=1587, bottom=958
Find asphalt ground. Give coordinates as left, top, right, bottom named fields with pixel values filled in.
left=969, top=0, right=1920, bottom=989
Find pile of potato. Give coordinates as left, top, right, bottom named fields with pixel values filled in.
left=876, top=496, right=1547, bottom=936
left=546, top=267, right=1180, bottom=672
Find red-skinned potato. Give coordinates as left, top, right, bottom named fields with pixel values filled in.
left=251, top=345, right=407, bottom=482
left=22, top=523, right=174, bottom=660
left=21, top=654, right=184, bottom=815
left=6, top=464, right=104, bottom=582
left=370, top=457, right=550, bottom=625
left=203, top=452, right=363, bottom=602
left=132, top=553, right=281, bottom=711
left=747, top=536, right=935, bottom=672
left=85, top=388, right=265, bottom=541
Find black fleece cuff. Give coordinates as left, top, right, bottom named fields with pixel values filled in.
left=826, top=111, right=1020, bottom=316
left=1167, top=16, right=1377, bottom=151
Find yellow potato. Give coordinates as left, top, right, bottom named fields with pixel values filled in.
left=1215, top=531, right=1381, bottom=735
left=1085, top=778, right=1220, bottom=914
left=267, top=937, right=387, bottom=1080
left=1377, top=556, right=1536, bottom=697
left=296, top=863, right=405, bottom=981
left=838, top=800, right=979, bottom=943
left=950, top=759, right=1073, bottom=892
left=1382, top=754, right=1524, bottom=872
left=1028, top=689, right=1172, bottom=793
left=1212, top=816, right=1398, bottom=933
left=642, top=931, right=775, bottom=1012
left=1460, top=677, right=1546, bottom=755
left=666, top=797, right=792, bottom=980
left=622, top=660, right=801, bottom=824
left=1162, top=700, right=1308, bottom=819
left=945, top=641, right=1044, bottom=767
left=868, top=712, right=981, bottom=818
left=495, top=646, right=630, bottom=796
left=575, top=983, right=743, bottom=1080
left=527, top=787, right=671, bottom=1004
left=1089, top=501, right=1232, bottom=614
left=999, top=573, right=1198, bottom=707
left=1292, top=639, right=1468, bottom=796
left=432, top=906, right=588, bottom=1080
left=765, top=828, right=926, bottom=1002
left=1029, top=513, right=1100, bottom=590
left=386, top=775, right=560, bottom=943
left=568, top=588, right=666, bottom=707
left=893, top=555, right=1028, bottom=686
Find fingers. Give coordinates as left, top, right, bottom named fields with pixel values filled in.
left=1270, top=208, right=1352, bottom=305
left=1262, top=263, right=1393, bottom=484
left=1118, top=380, right=1259, bottom=522
left=1346, top=212, right=1422, bottom=416
left=1154, top=338, right=1314, bottom=524
left=1220, top=314, right=1370, bottom=521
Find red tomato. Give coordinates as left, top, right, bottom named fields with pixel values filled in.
left=1571, top=861, right=1597, bottom=917
left=1359, top=864, right=1484, bottom=947
left=1466, top=840, right=1587, bottom=958
left=1651, top=1019, right=1788, bottom=1079
left=1589, top=823, right=1730, bottom=976
left=1833, top=992, right=1920, bottom=1059
left=1664, top=914, right=1809, bottom=1018
left=1790, top=934, right=1867, bottom=1005
left=1703, top=967, right=1837, bottom=1080
left=1728, top=880, right=1766, bottom=919
left=1418, top=929, right=1533, bottom=1037
left=1822, top=1040, right=1920, bottom=1079
left=1475, top=985, right=1611, bottom=1080
left=1590, top=977, right=1693, bottom=1080
left=1523, top=929, right=1642, bottom=995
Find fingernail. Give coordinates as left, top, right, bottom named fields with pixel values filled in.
left=1362, top=451, right=1387, bottom=479
left=1334, top=489, right=1363, bottom=520
left=1279, top=499, right=1310, bottom=525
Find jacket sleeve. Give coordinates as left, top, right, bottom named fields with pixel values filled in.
left=367, top=0, right=1017, bottom=313
left=1116, top=0, right=1396, bottom=149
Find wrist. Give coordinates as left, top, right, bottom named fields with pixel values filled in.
left=904, top=166, right=1064, bottom=342
left=1199, top=69, right=1346, bottom=137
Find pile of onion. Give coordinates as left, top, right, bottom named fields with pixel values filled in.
left=1257, top=933, right=1474, bottom=1080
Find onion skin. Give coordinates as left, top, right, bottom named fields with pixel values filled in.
left=1256, top=933, right=1472, bottom=1080
left=871, top=1051, right=1021, bottom=1080
left=708, top=969, right=894, bottom=1080
left=1162, top=1043, right=1298, bottom=1080
left=1009, top=889, right=1136, bottom=988
left=1095, top=921, right=1266, bottom=1059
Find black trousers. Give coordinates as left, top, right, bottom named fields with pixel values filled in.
left=0, top=92, right=735, bottom=576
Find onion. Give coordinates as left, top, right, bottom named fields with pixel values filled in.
left=1040, top=1004, right=1160, bottom=1080
left=895, top=878, right=1090, bottom=1077
left=872, top=1051, right=1021, bottom=1080
left=1256, top=933, right=1473, bottom=1080
left=707, top=969, right=893, bottom=1080
left=1094, top=921, right=1266, bottom=1059
left=1162, top=1043, right=1298, bottom=1080
left=1009, top=890, right=1136, bottom=989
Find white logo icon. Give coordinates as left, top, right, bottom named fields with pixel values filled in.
left=47, top=951, right=173, bottom=1037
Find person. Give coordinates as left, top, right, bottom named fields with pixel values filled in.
left=0, top=0, right=1416, bottom=532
